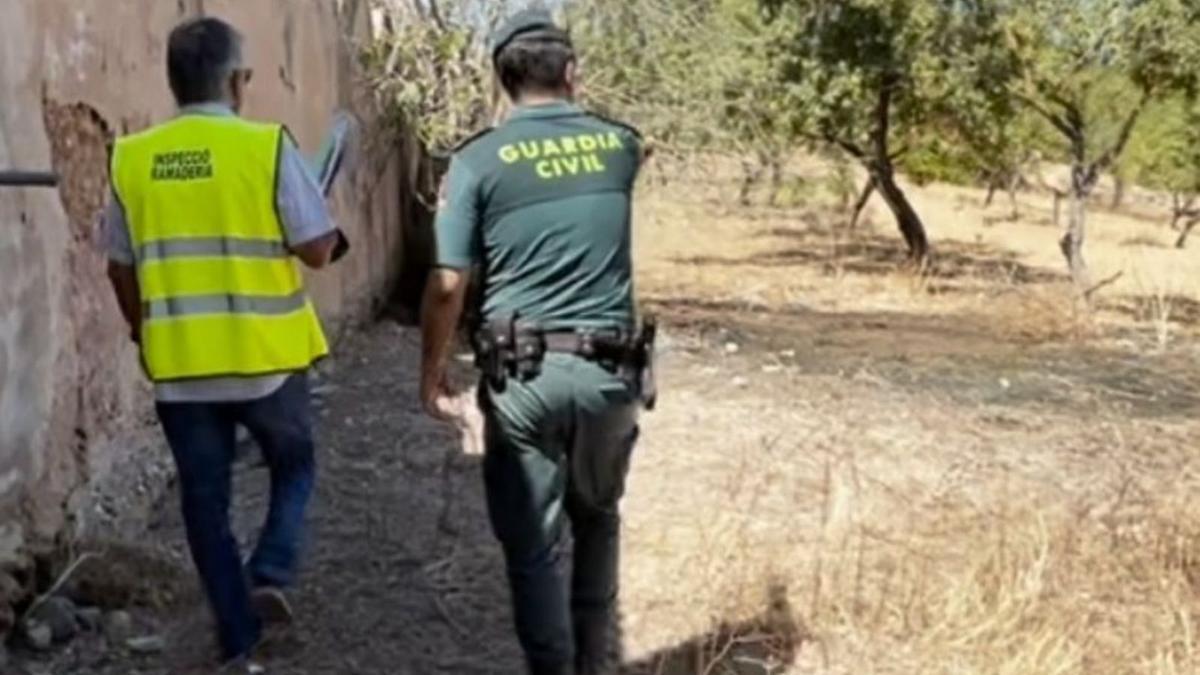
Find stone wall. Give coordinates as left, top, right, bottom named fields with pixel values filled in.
left=0, top=0, right=405, bottom=631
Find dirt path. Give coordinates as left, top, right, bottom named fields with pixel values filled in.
left=21, top=323, right=523, bottom=674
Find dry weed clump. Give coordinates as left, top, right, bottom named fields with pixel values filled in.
left=1127, top=265, right=1190, bottom=351
left=982, top=284, right=1100, bottom=344
left=649, top=443, right=1200, bottom=674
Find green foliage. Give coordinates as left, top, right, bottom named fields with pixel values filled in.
left=1002, top=0, right=1200, bottom=173
left=366, top=0, right=791, bottom=164
left=758, top=0, right=1011, bottom=160
left=363, top=1, right=502, bottom=155
left=899, top=133, right=979, bottom=187
left=569, top=0, right=791, bottom=158
left=360, top=0, right=1200, bottom=227
left=1121, top=96, right=1200, bottom=196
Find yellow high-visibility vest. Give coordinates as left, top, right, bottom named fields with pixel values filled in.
left=112, top=115, right=328, bottom=382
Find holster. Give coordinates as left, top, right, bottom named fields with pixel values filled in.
left=634, top=316, right=658, bottom=411
left=473, top=315, right=545, bottom=392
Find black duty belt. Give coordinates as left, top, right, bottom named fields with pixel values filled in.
left=473, top=317, right=657, bottom=409
left=542, top=330, right=637, bottom=359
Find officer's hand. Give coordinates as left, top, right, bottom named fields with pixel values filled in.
left=421, top=371, right=461, bottom=423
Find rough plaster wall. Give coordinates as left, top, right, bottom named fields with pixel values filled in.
left=0, top=0, right=404, bottom=625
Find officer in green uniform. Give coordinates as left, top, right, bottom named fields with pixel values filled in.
left=418, top=9, right=652, bottom=675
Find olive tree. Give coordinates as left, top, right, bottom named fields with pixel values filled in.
left=1120, top=96, right=1200, bottom=247
left=759, top=0, right=1013, bottom=264
left=1002, top=0, right=1200, bottom=286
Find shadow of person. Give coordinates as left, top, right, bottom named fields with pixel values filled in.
left=618, top=584, right=804, bottom=675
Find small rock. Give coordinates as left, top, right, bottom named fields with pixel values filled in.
left=76, top=606, right=103, bottom=632
left=126, top=634, right=166, bottom=654
left=724, top=342, right=740, bottom=354
left=732, top=376, right=749, bottom=388
left=30, top=596, right=77, bottom=642
left=103, top=610, right=134, bottom=643
left=23, top=620, right=53, bottom=651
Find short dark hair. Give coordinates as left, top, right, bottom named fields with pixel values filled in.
left=495, top=38, right=576, bottom=99
left=166, top=17, right=243, bottom=106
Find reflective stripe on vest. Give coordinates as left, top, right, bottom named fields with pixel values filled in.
left=112, top=115, right=328, bottom=381
left=139, top=236, right=290, bottom=262
left=143, top=289, right=309, bottom=320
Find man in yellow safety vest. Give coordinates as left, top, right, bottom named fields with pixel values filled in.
left=104, top=16, right=341, bottom=671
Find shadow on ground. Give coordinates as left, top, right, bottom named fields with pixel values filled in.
left=646, top=294, right=1200, bottom=421
left=674, top=223, right=1062, bottom=288
left=620, top=585, right=803, bottom=675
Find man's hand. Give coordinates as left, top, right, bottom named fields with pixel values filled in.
left=107, top=261, right=142, bottom=344
left=420, top=267, right=470, bottom=423
left=421, top=370, right=461, bottom=423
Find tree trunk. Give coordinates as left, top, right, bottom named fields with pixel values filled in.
left=849, top=176, right=876, bottom=230
left=1171, top=193, right=1198, bottom=230
left=1110, top=176, right=1125, bottom=211
left=860, top=74, right=928, bottom=264
left=768, top=159, right=783, bottom=207
left=1176, top=217, right=1199, bottom=249
left=738, top=159, right=763, bottom=206
left=983, top=181, right=998, bottom=208
left=1007, top=173, right=1021, bottom=221
left=872, top=164, right=930, bottom=264
left=1061, top=171, right=1092, bottom=288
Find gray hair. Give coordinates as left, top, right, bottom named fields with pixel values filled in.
left=166, top=17, right=243, bottom=106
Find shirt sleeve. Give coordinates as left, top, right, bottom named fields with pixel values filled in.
left=434, top=157, right=482, bottom=269
left=103, top=188, right=135, bottom=265
left=276, top=136, right=336, bottom=247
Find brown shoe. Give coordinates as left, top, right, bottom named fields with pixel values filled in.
left=250, top=587, right=294, bottom=626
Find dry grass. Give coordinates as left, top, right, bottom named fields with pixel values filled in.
left=619, top=155, right=1200, bottom=674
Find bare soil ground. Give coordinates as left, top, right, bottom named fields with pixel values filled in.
left=14, top=162, right=1200, bottom=674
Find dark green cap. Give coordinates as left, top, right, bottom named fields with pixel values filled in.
left=490, top=8, right=570, bottom=61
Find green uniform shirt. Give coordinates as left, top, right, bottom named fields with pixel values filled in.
left=435, top=101, right=642, bottom=331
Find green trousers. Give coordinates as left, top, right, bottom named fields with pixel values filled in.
left=480, top=353, right=640, bottom=675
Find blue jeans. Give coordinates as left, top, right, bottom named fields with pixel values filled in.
left=155, top=373, right=316, bottom=660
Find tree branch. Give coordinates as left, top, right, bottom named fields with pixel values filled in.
left=817, top=132, right=867, bottom=160
left=1093, top=92, right=1150, bottom=174
left=1083, top=271, right=1124, bottom=302
left=873, top=75, right=896, bottom=164
left=1074, top=25, right=1116, bottom=76
left=426, top=0, right=447, bottom=31
left=1013, top=90, right=1078, bottom=145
